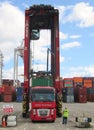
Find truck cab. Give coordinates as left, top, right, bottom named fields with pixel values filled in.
left=30, top=86, right=56, bottom=122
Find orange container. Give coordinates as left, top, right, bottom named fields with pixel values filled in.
left=73, top=77, right=83, bottom=83
left=83, top=79, right=92, bottom=88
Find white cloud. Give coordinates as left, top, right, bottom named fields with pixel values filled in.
left=59, top=2, right=94, bottom=27
left=57, top=5, right=66, bottom=21
left=30, top=30, right=51, bottom=64
left=60, top=56, right=65, bottom=63
left=61, top=41, right=81, bottom=50
left=3, top=68, right=13, bottom=79
left=0, top=1, right=24, bottom=63
left=70, top=35, right=81, bottom=39
left=71, top=2, right=94, bottom=27
left=62, top=65, right=94, bottom=78
left=60, top=32, right=68, bottom=40
left=3, top=65, right=24, bottom=82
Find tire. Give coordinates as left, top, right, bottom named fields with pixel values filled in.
left=75, top=117, right=78, bottom=122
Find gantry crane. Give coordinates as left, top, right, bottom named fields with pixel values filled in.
left=23, top=4, right=62, bottom=118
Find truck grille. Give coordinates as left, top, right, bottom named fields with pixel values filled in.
left=38, top=109, right=50, bottom=116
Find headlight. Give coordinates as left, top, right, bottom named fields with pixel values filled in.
left=33, top=109, right=36, bottom=115
left=51, top=109, right=54, bottom=115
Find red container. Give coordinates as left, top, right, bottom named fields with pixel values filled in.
left=74, top=87, right=87, bottom=95
left=12, top=86, right=16, bottom=101
left=88, top=94, right=94, bottom=102
left=90, top=94, right=94, bottom=102
left=4, top=94, right=12, bottom=102
left=2, top=79, right=13, bottom=86
left=78, top=95, right=87, bottom=103
left=4, top=85, right=12, bottom=95
left=74, top=87, right=87, bottom=103
left=87, top=94, right=91, bottom=101
left=75, top=94, right=87, bottom=103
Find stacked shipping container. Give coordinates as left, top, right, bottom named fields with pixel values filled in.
left=1, top=77, right=94, bottom=103
left=4, top=85, right=12, bottom=102
left=32, top=77, right=53, bottom=87
left=73, top=77, right=83, bottom=87
left=16, top=87, right=23, bottom=102
left=62, top=87, right=74, bottom=103
left=0, top=86, right=4, bottom=101
left=83, top=77, right=94, bottom=102
left=83, top=77, right=93, bottom=88
left=73, top=77, right=87, bottom=103
left=87, top=87, right=94, bottom=102
left=63, top=78, right=73, bottom=88
left=62, top=78, right=74, bottom=103
left=74, top=86, right=87, bottom=103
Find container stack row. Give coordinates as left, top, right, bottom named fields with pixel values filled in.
left=62, top=77, right=94, bottom=103
left=0, top=86, right=23, bottom=102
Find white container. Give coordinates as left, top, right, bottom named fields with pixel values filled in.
left=7, top=115, right=16, bottom=122
left=7, top=115, right=17, bottom=126
left=7, top=121, right=17, bottom=126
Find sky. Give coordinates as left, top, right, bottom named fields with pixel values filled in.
left=0, top=0, right=94, bottom=82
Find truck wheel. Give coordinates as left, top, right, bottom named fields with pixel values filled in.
left=75, top=117, right=78, bottom=122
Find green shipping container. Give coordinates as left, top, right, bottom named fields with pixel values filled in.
left=31, top=77, right=53, bottom=87
left=64, top=84, right=73, bottom=87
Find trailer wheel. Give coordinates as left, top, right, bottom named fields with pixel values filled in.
left=88, top=118, right=92, bottom=122
left=75, top=117, right=78, bottom=122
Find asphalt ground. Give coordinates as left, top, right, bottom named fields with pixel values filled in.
left=0, top=102, right=94, bottom=130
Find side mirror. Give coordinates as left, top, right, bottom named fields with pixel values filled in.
left=31, top=29, right=40, bottom=40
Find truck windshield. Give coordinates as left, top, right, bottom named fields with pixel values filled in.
left=31, top=88, right=55, bottom=102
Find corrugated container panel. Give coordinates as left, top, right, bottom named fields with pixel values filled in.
left=87, top=94, right=94, bottom=102
left=60, top=78, right=63, bottom=88
left=4, top=85, right=12, bottom=95
left=2, top=79, right=13, bottom=86
left=4, top=94, right=12, bottom=102
left=32, top=77, right=53, bottom=87
left=0, top=94, right=4, bottom=102
left=16, top=95, right=23, bottom=102
left=75, top=94, right=87, bottom=103
left=16, top=87, right=23, bottom=95
left=87, top=88, right=91, bottom=94
left=67, top=95, right=74, bottom=103
left=63, top=78, right=73, bottom=87
left=62, top=87, right=74, bottom=95
left=78, top=95, right=87, bottom=103
left=64, top=84, right=73, bottom=87
left=83, top=79, right=93, bottom=88
left=73, top=77, right=83, bottom=83
left=62, top=95, right=74, bottom=103
left=92, top=78, right=94, bottom=87
left=0, top=86, right=4, bottom=94
left=63, top=78, right=73, bottom=82
left=87, top=88, right=94, bottom=94
left=73, top=82, right=83, bottom=87
left=74, top=87, right=87, bottom=95
left=87, top=94, right=92, bottom=101
left=90, top=95, right=94, bottom=102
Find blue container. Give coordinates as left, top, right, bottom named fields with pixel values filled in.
left=62, top=95, right=74, bottom=103
left=87, top=87, right=94, bottom=94
left=62, top=87, right=74, bottom=95
left=16, top=95, right=23, bottom=102
left=16, top=87, right=23, bottom=95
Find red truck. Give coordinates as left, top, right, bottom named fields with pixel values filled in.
left=30, top=86, right=56, bottom=122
